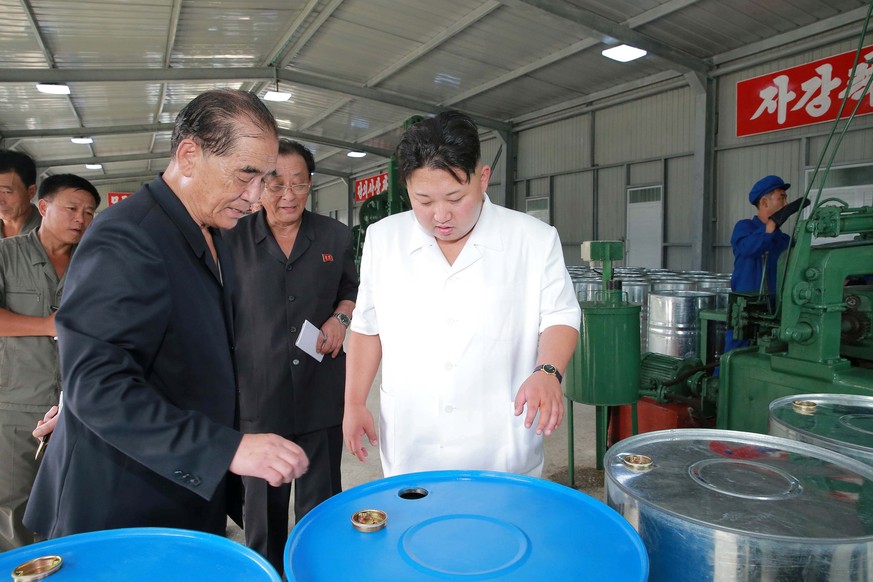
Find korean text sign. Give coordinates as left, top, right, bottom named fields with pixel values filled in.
left=107, top=192, right=132, bottom=206
left=736, top=45, right=873, bottom=137
left=354, top=173, right=388, bottom=203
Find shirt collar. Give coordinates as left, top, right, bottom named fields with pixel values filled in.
left=405, top=193, right=503, bottom=254
left=150, top=174, right=212, bottom=259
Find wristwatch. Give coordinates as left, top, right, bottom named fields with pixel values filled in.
left=533, top=364, right=562, bottom=383
left=333, top=312, right=351, bottom=328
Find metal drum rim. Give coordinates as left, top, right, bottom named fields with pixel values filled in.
left=605, top=428, right=873, bottom=543
left=770, top=393, right=873, bottom=455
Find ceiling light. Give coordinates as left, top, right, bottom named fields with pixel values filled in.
left=71, top=137, right=93, bottom=144
left=347, top=151, right=367, bottom=158
left=85, top=163, right=102, bottom=170
left=36, top=83, right=71, bottom=95
left=601, top=45, right=647, bottom=63
left=263, top=90, right=292, bottom=102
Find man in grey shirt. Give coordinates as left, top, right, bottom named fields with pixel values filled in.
left=0, top=150, right=41, bottom=239
left=0, top=174, right=99, bottom=549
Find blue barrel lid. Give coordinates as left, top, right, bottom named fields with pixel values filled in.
left=0, top=527, right=280, bottom=581
left=285, top=470, right=647, bottom=581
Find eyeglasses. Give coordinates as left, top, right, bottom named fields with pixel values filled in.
left=266, top=182, right=311, bottom=196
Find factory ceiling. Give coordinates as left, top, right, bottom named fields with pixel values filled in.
left=0, top=0, right=870, bottom=189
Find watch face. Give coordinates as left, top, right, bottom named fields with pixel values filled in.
left=542, top=364, right=557, bottom=375
left=335, top=313, right=351, bottom=326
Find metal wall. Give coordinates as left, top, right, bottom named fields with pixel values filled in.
left=510, top=37, right=873, bottom=273
left=314, top=179, right=350, bottom=214
left=713, top=37, right=873, bottom=272
left=514, top=87, right=695, bottom=268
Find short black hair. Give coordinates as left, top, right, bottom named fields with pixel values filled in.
left=0, top=149, right=37, bottom=188
left=171, top=89, right=279, bottom=158
left=278, top=139, right=315, bottom=176
left=38, top=173, right=101, bottom=207
left=396, top=111, right=481, bottom=185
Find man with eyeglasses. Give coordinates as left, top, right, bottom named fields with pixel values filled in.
left=224, top=139, right=357, bottom=575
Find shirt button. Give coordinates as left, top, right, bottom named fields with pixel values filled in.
left=290, top=326, right=297, bottom=333
left=286, top=265, right=293, bottom=271
left=444, top=362, right=453, bottom=371
left=292, top=359, right=300, bottom=366
left=288, top=295, right=296, bottom=302
left=444, top=405, right=453, bottom=413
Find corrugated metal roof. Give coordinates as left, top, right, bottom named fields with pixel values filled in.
left=0, top=0, right=869, bottom=189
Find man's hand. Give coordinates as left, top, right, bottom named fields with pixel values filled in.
left=33, top=405, right=59, bottom=441
left=229, top=434, right=309, bottom=487
left=513, top=371, right=564, bottom=436
left=318, top=317, right=346, bottom=358
left=342, top=402, right=378, bottom=462
left=770, top=197, right=811, bottom=228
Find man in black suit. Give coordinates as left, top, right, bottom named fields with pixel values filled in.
left=24, top=89, right=309, bottom=539
left=225, top=140, right=357, bottom=574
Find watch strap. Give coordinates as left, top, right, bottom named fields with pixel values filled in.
left=533, top=364, right=563, bottom=383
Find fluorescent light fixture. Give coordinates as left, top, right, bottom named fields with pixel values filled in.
left=71, top=137, right=93, bottom=144
left=601, top=44, right=647, bottom=63
left=347, top=151, right=367, bottom=158
left=36, top=83, right=71, bottom=95
left=85, top=163, right=103, bottom=170
left=263, top=90, right=292, bottom=102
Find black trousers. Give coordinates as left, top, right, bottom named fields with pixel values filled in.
left=242, top=425, right=343, bottom=576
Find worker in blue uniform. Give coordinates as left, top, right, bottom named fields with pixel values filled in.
left=724, top=175, right=809, bottom=353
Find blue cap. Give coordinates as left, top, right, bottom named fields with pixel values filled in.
left=749, top=175, right=790, bottom=205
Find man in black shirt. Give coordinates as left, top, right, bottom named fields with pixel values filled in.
left=224, top=139, right=357, bottom=575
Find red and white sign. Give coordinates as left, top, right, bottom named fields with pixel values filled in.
left=107, top=192, right=132, bottom=206
left=354, top=173, right=388, bottom=203
left=736, top=45, right=873, bottom=137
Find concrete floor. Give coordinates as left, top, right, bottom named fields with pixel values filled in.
left=227, top=371, right=604, bottom=544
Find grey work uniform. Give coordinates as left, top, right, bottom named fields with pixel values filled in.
left=0, top=228, right=64, bottom=549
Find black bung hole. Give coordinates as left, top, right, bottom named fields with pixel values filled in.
left=398, top=487, right=429, bottom=500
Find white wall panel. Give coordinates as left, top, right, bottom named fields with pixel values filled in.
left=516, top=116, right=591, bottom=179
left=665, top=155, right=694, bottom=271
left=315, top=181, right=350, bottom=213
left=594, top=88, right=694, bottom=165
left=554, top=171, right=594, bottom=267
left=595, top=166, right=626, bottom=243
left=629, top=160, right=662, bottom=186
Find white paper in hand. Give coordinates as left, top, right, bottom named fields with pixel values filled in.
left=295, top=319, right=325, bottom=362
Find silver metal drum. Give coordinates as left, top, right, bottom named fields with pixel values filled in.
left=605, top=429, right=873, bottom=582
left=769, top=393, right=873, bottom=467
left=649, top=279, right=696, bottom=293
left=647, top=291, right=715, bottom=358
left=573, top=278, right=602, bottom=302
left=619, top=278, right=650, bottom=351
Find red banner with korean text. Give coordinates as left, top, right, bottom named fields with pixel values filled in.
left=107, top=192, right=132, bottom=206
left=736, top=45, right=873, bottom=137
left=354, top=173, right=388, bottom=203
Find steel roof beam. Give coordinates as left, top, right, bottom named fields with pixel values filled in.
left=502, top=0, right=710, bottom=74
left=0, top=67, right=511, bottom=132
left=4, top=123, right=393, bottom=158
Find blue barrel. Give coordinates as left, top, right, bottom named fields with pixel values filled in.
left=285, top=470, right=648, bottom=581
left=0, top=527, right=280, bottom=581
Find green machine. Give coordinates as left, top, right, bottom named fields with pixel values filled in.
left=564, top=202, right=873, bottom=483
left=719, top=201, right=873, bottom=433
left=565, top=241, right=641, bottom=478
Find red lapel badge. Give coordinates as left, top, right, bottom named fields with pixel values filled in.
left=322, top=253, right=334, bottom=262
